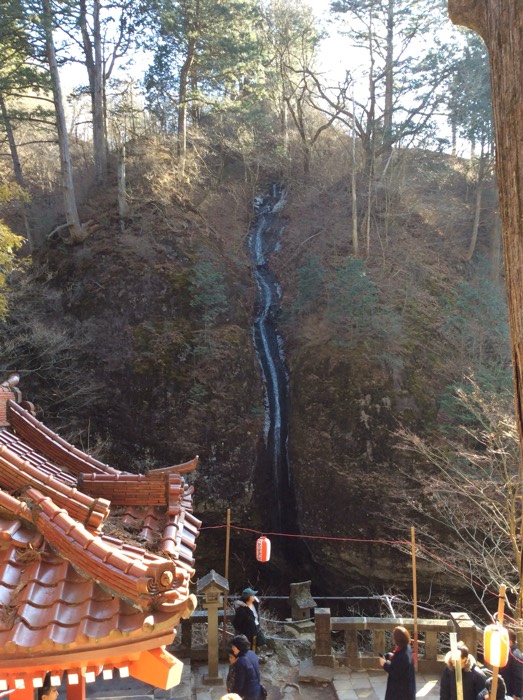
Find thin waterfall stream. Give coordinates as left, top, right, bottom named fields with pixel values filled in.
left=248, top=184, right=294, bottom=533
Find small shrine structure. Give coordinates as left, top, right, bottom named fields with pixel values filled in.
left=0, top=375, right=201, bottom=700
left=289, top=581, right=317, bottom=621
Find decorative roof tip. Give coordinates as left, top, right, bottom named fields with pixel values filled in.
left=0, top=374, right=22, bottom=427
left=1, top=374, right=20, bottom=390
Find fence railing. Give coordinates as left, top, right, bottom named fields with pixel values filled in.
left=314, top=608, right=480, bottom=673
left=175, top=605, right=480, bottom=673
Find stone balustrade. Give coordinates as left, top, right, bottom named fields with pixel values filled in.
left=176, top=600, right=480, bottom=675
left=314, top=608, right=480, bottom=673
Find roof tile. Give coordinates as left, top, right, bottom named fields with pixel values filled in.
left=0, top=384, right=200, bottom=690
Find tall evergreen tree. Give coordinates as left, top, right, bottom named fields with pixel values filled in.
left=145, top=0, right=264, bottom=160
left=0, top=0, right=53, bottom=190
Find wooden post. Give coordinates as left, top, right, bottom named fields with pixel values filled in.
left=66, top=675, right=86, bottom=700
left=490, top=583, right=507, bottom=700
left=450, top=633, right=464, bottom=700
left=221, top=509, right=231, bottom=649
left=411, top=527, right=418, bottom=670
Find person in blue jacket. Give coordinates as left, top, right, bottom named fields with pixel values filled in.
left=378, top=625, right=417, bottom=700
left=230, top=634, right=264, bottom=700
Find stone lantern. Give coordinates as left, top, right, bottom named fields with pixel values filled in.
left=197, top=570, right=229, bottom=685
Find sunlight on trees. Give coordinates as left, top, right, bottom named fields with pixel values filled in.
left=0, top=184, right=24, bottom=317
left=398, top=380, right=521, bottom=618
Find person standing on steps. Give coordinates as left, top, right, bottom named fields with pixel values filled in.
left=230, top=634, right=264, bottom=700
left=378, top=625, right=416, bottom=700
left=439, top=641, right=486, bottom=700
left=233, top=588, right=262, bottom=649
left=500, top=629, right=523, bottom=700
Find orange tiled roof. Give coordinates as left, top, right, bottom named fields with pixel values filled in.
left=0, top=376, right=201, bottom=691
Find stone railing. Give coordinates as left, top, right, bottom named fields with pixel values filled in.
left=178, top=609, right=228, bottom=660
left=314, top=609, right=480, bottom=673
left=176, top=605, right=480, bottom=673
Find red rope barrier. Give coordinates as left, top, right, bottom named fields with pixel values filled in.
left=201, top=522, right=512, bottom=603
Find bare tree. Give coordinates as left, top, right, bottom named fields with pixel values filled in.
left=397, top=381, right=521, bottom=616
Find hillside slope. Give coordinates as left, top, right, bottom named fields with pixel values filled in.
left=1, top=138, right=508, bottom=602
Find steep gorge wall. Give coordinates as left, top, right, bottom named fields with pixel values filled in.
left=7, top=148, right=501, bottom=600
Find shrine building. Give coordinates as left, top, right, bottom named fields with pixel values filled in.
left=0, top=375, right=201, bottom=700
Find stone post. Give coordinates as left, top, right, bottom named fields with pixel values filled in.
left=451, top=612, right=479, bottom=659
left=314, top=608, right=335, bottom=667
left=197, top=570, right=229, bottom=685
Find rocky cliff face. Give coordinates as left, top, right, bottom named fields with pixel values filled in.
left=4, top=144, right=502, bottom=602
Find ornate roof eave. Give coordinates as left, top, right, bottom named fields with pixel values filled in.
left=0, top=488, right=191, bottom=612
left=0, top=378, right=201, bottom=691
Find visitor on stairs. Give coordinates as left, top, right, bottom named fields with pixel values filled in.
left=439, top=642, right=486, bottom=700
left=233, top=587, right=264, bottom=649
left=230, top=634, right=265, bottom=700
left=378, top=625, right=416, bottom=700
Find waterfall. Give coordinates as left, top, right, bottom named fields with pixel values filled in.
left=248, top=184, right=291, bottom=531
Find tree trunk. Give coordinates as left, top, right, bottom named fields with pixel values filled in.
left=0, top=93, right=33, bottom=247
left=0, top=93, right=25, bottom=188
left=92, top=0, right=106, bottom=183
left=177, top=43, right=195, bottom=170
left=382, top=0, right=394, bottom=163
left=448, top=0, right=523, bottom=609
left=80, top=0, right=106, bottom=184
left=118, top=145, right=129, bottom=229
left=489, top=214, right=502, bottom=282
left=352, top=123, right=359, bottom=257
left=42, top=0, right=84, bottom=243
left=465, top=151, right=487, bottom=261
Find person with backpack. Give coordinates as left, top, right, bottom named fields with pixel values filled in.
left=477, top=675, right=512, bottom=699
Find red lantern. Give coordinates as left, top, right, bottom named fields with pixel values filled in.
left=256, top=536, right=271, bottom=562
left=484, top=623, right=510, bottom=667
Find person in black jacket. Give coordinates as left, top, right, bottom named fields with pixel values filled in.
left=233, top=588, right=260, bottom=647
left=500, top=630, right=523, bottom=700
left=439, top=642, right=486, bottom=700
left=378, top=626, right=416, bottom=700
left=230, top=635, right=264, bottom=700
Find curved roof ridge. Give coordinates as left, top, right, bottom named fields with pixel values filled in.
left=7, top=402, right=119, bottom=476
left=0, top=489, right=33, bottom=523
left=0, top=443, right=110, bottom=530
left=150, top=456, right=199, bottom=475
left=0, top=431, right=77, bottom=487
left=80, top=472, right=183, bottom=507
